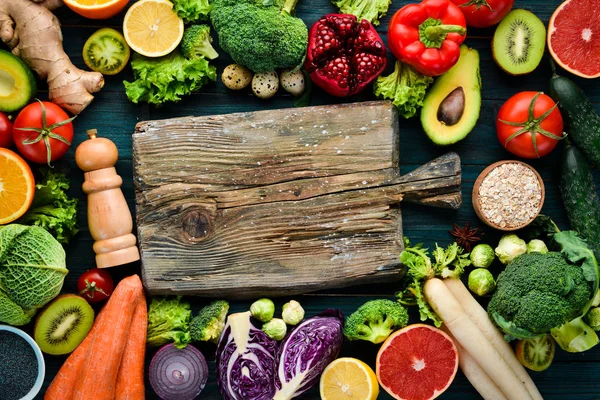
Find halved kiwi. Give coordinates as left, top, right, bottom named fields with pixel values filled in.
left=83, top=28, right=130, bottom=76
left=34, top=294, right=95, bottom=355
left=492, top=9, right=546, bottom=75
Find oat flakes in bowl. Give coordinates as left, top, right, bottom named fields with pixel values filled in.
left=472, top=160, right=545, bottom=231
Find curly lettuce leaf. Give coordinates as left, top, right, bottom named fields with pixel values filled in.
left=147, top=296, right=192, bottom=348
left=173, top=0, right=211, bottom=23
left=331, top=0, right=391, bottom=26
left=374, top=61, right=433, bottom=119
left=124, top=52, right=217, bottom=106
left=17, top=169, right=78, bottom=244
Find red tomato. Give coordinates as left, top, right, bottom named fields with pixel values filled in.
left=77, top=269, right=114, bottom=303
left=496, top=91, right=564, bottom=159
left=452, top=0, right=514, bottom=28
left=13, top=100, right=74, bottom=165
left=0, top=112, right=13, bottom=148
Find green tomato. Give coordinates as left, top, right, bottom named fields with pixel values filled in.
left=262, top=318, right=287, bottom=340
left=470, top=244, right=495, bottom=268
left=282, top=300, right=305, bottom=326
left=468, top=268, right=496, bottom=296
left=527, top=239, right=548, bottom=254
left=250, top=298, right=275, bottom=322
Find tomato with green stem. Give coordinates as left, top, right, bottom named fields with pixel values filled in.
left=0, top=112, right=13, bottom=148
left=496, top=91, right=564, bottom=159
left=77, top=269, right=114, bottom=303
left=451, top=0, right=514, bottom=28
left=13, top=100, right=75, bottom=165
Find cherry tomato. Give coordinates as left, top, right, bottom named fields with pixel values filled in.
left=496, top=91, right=564, bottom=159
left=77, top=269, right=114, bottom=303
left=13, top=100, right=74, bottom=165
left=0, top=112, right=13, bottom=148
left=452, top=0, right=514, bottom=28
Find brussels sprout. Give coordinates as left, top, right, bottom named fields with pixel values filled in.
left=470, top=244, right=495, bottom=268
left=262, top=318, right=287, bottom=340
left=250, top=298, right=275, bottom=322
left=527, top=239, right=548, bottom=254
left=585, top=308, right=600, bottom=331
left=495, top=234, right=527, bottom=265
left=282, top=300, right=305, bottom=326
left=468, top=268, right=496, bottom=296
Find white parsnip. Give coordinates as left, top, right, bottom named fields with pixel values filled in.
left=423, top=278, right=533, bottom=400
left=443, top=278, right=543, bottom=400
left=442, top=326, right=508, bottom=400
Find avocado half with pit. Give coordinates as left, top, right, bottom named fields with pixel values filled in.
left=421, top=46, right=481, bottom=146
left=0, top=49, right=37, bottom=113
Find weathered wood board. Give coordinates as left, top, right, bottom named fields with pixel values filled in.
left=133, top=101, right=462, bottom=298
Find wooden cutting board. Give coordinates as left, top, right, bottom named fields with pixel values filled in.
left=133, top=101, right=462, bottom=298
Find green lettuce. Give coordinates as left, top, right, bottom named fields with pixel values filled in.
left=124, top=52, right=217, bottom=106
left=331, top=0, right=391, bottom=26
left=374, top=61, right=434, bottom=119
left=17, top=169, right=78, bottom=244
left=147, top=296, right=192, bottom=348
left=0, top=225, right=68, bottom=325
left=172, top=0, right=211, bottom=23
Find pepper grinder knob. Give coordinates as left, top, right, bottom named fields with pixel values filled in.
left=75, top=129, right=140, bottom=268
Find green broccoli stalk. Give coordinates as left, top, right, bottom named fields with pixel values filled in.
left=331, top=0, right=391, bottom=26
left=373, top=61, right=434, bottom=119
left=343, top=299, right=408, bottom=344
left=210, top=0, right=308, bottom=73
left=190, top=300, right=230, bottom=343
left=181, top=25, right=219, bottom=60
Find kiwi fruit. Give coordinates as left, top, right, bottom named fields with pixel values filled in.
left=492, top=9, right=547, bottom=75
left=34, top=294, right=95, bottom=355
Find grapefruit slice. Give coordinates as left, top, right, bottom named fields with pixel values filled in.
left=548, top=0, right=600, bottom=78
left=376, top=324, right=458, bottom=400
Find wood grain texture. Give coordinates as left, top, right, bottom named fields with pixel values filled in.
left=133, top=102, right=461, bottom=297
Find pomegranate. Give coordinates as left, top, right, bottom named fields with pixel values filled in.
left=304, top=14, right=387, bottom=97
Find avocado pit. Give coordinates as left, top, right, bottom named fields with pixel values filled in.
left=437, top=87, right=465, bottom=126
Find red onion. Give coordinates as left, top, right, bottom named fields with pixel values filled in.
left=149, top=343, right=208, bottom=400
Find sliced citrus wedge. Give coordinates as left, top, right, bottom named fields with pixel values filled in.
left=63, top=0, right=129, bottom=20
left=320, top=357, right=379, bottom=400
left=123, top=0, right=184, bottom=58
left=0, top=148, right=35, bottom=224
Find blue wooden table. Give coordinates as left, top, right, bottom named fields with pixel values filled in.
left=22, top=0, right=600, bottom=398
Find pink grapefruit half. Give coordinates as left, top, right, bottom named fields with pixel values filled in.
left=376, top=324, right=459, bottom=400
left=548, top=0, right=600, bottom=78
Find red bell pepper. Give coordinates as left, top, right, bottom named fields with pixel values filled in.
left=388, top=0, right=467, bottom=76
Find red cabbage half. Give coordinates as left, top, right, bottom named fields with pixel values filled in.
left=216, top=311, right=278, bottom=400
left=273, top=309, right=344, bottom=399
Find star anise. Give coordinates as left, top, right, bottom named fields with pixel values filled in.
left=449, top=222, right=482, bottom=252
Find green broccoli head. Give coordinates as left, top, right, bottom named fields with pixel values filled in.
left=181, top=25, right=219, bottom=60
left=488, top=252, right=593, bottom=340
left=190, top=300, right=230, bottom=343
left=343, top=299, right=409, bottom=344
left=210, top=0, right=307, bottom=73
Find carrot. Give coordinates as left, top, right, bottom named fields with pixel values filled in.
left=423, top=278, right=533, bottom=400
left=71, top=274, right=143, bottom=400
left=442, top=326, right=508, bottom=400
left=115, top=293, right=148, bottom=400
left=443, top=278, right=543, bottom=400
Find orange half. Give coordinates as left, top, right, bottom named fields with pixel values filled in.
left=0, top=148, right=35, bottom=225
left=63, top=0, right=129, bottom=19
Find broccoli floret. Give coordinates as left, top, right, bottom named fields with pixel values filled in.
left=488, top=251, right=593, bottom=340
left=210, top=0, right=308, bottom=73
left=343, top=299, right=409, bottom=344
left=190, top=300, right=229, bottom=343
left=181, top=25, right=219, bottom=60
left=331, top=0, right=391, bottom=25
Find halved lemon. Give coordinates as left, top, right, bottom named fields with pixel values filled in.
left=63, top=0, right=129, bottom=20
left=320, top=357, right=379, bottom=400
left=0, top=148, right=35, bottom=225
left=123, top=0, right=184, bottom=58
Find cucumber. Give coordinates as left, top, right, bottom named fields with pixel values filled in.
left=560, top=144, right=600, bottom=258
left=549, top=71, right=600, bottom=166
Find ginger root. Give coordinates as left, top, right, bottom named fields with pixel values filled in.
left=0, top=0, right=104, bottom=114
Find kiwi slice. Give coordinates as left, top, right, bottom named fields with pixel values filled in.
left=83, top=28, right=130, bottom=76
left=492, top=9, right=546, bottom=75
left=34, top=294, right=95, bottom=355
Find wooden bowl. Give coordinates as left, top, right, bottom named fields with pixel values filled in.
left=472, top=160, right=545, bottom=231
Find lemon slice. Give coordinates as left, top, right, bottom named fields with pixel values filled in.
left=320, top=357, right=379, bottom=400
left=123, top=0, right=184, bottom=58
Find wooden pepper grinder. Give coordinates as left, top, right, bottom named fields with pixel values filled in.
left=76, top=129, right=140, bottom=268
